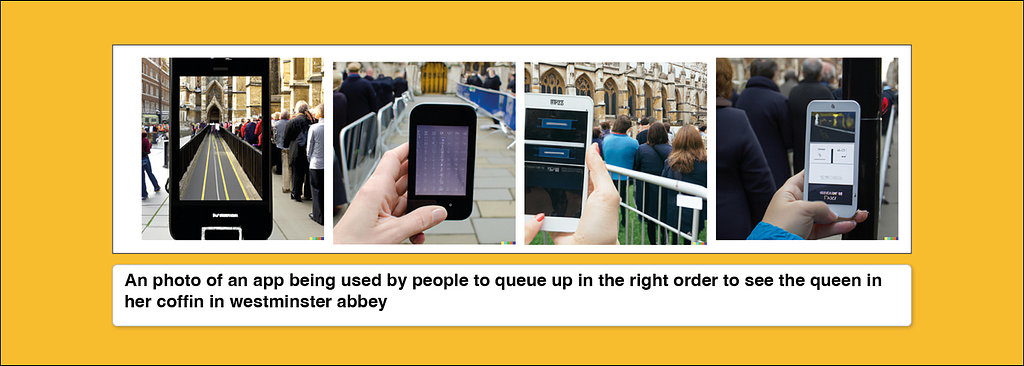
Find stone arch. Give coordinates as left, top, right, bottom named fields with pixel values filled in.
left=575, top=73, right=594, bottom=99
left=643, top=83, right=653, bottom=120
left=603, top=78, right=618, bottom=117
left=524, top=68, right=532, bottom=93
left=539, top=69, right=564, bottom=94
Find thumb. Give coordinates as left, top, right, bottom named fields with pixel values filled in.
left=803, top=200, right=838, bottom=225
left=386, top=206, right=447, bottom=244
left=523, top=213, right=544, bottom=244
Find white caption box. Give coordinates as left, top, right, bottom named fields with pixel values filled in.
left=113, top=265, right=911, bottom=326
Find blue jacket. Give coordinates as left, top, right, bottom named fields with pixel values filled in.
left=716, top=97, right=776, bottom=240
left=747, top=222, right=802, bottom=240
left=602, top=132, right=639, bottom=181
left=736, top=76, right=793, bottom=189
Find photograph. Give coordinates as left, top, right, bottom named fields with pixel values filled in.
left=716, top=57, right=899, bottom=240
left=332, top=61, right=516, bottom=244
left=522, top=62, right=708, bottom=245
left=141, top=57, right=328, bottom=240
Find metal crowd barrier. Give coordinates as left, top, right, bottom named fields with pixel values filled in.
left=179, top=125, right=211, bottom=177
left=377, top=102, right=396, bottom=151
left=455, top=83, right=516, bottom=149
left=879, top=105, right=897, bottom=206
left=339, top=112, right=380, bottom=201
left=219, top=128, right=265, bottom=199
left=606, top=165, right=708, bottom=245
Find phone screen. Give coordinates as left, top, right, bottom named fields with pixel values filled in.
left=806, top=111, right=856, bottom=205
left=176, top=75, right=263, bottom=201
left=524, top=108, right=588, bottom=218
left=415, top=125, right=470, bottom=196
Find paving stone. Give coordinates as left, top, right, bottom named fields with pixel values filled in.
left=472, top=218, right=516, bottom=244
left=421, top=234, right=479, bottom=244
left=475, top=177, right=515, bottom=188
left=473, top=188, right=513, bottom=201
left=474, top=168, right=514, bottom=178
left=424, top=219, right=476, bottom=234
left=476, top=201, right=515, bottom=218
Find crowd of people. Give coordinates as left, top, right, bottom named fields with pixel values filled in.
left=592, top=114, right=709, bottom=244
left=717, top=58, right=888, bottom=240
left=332, top=63, right=410, bottom=214
left=272, top=101, right=327, bottom=226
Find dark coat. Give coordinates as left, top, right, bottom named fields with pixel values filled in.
left=736, top=76, right=793, bottom=189
left=332, top=91, right=348, bottom=161
left=662, top=159, right=708, bottom=237
left=339, top=74, right=378, bottom=125
left=375, top=76, right=395, bottom=107
left=467, top=74, right=483, bottom=87
left=283, top=113, right=311, bottom=163
left=635, top=129, right=649, bottom=146
left=393, top=77, right=408, bottom=97
left=634, top=143, right=672, bottom=223
left=483, top=75, right=501, bottom=91
left=787, top=79, right=834, bottom=173
left=716, top=97, right=776, bottom=240
left=244, top=122, right=258, bottom=145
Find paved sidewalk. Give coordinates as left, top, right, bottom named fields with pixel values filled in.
left=141, top=141, right=326, bottom=240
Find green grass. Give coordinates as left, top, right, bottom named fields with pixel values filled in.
left=530, top=183, right=705, bottom=245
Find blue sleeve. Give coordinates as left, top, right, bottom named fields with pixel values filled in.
left=746, top=222, right=803, bottom=240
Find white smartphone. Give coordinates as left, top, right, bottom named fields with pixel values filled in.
left=803, top=100, right=861, bottom=219
left=523, top=93, right=594, bottom=232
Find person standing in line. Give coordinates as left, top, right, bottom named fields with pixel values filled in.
left=591, top=126, right=604, bottom=158
left=142, top=130, right=161, bottom=200
left=662, top=125, right=708, bottom=244
left=635, top=116, right=654, bottom=145
left=392, top=71, right=408, bottom=97
left=715, top=58, right=776, bottom=240
left=633, top=122, right=672, bottom=244
left=787, top=58, right=834, bottom=174
left=779, top=70, right=799, bottom=98
left=307, top=104, right=326, bottom=226
left=736, top=58, right=793, bottom=189
left=284, top=101, right=313, bottom=202
left=602, top=114, right=640, bottom=228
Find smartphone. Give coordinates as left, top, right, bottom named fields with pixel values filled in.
left=406, top=103, right=478, bottom=220
left=523, top=93, right=594, bottom=232
left=168, top=58, right=272, bottom=239
left=803, top=100, right=861, bottom=219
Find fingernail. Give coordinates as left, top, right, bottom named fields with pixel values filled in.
left=535, top=213, right=545, bottom=222
left=432, top=208, right=446, bottom=224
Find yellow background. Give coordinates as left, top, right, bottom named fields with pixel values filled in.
left=2, top=1, right=1021, bottom=364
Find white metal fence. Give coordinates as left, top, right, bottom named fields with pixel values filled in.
left=606, top=165, right=708, bottom=245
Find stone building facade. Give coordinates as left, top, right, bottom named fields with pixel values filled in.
left=176, top=58, right=323, bottom=125
left=525, top=62, right=707, bottom=126
left=141, top=57, right=170, bottom=124
left=333, top=62, right=515, bottom=96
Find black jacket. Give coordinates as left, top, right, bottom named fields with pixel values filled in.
left=736, top=76, right=793, bottom=189
left=339, top=74, right=378, bottom=125
left=467, top=74, right=483, bottom=87
left=634, top=143, right=672, bottom=222
left=662, top=159, right=708, bottom=237
left=715, top=97, right=776, bottom=239
left=787, top=79, right=834, bottom=173
left=332, top=91, right=348, bottom=161
left=393, top=77, right=408, bottom=98
left=483, top=75, right=501, bottom=91
left=375, top=76, right=395, bottom=107
left=283, top=113, right=311, bottom=163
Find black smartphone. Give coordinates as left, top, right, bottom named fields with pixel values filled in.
left=168, top=58, right=272, bottom=240
left=406, top=103, right=478, bottom=220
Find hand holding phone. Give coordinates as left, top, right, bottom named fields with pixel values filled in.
left=335, top=143, right=449, bottom=244
left=523, top=93, right=594, bottom=232
left=763, top=170, right=869, bottom=240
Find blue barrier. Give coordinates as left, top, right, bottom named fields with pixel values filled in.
left=455, top=83, right=516, bottom=131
